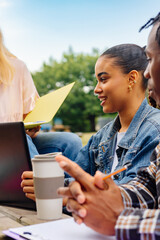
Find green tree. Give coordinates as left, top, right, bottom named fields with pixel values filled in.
left=32, top=48, right=105, bottom=132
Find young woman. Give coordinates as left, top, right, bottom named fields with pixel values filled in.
left=22, top=43, right=160, bottom=201
left=68, top=43, right=160, bottom=184
left=0, top=30, right=82, bottom=161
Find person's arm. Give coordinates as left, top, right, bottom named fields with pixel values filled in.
left=21, top=63, right=40, bottom=138
left=119, top=161, right=157, bottom=209
left=116, top=208, right=160, bottom=240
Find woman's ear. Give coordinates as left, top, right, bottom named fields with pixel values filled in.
left=128, top=70, right=139, bottom=91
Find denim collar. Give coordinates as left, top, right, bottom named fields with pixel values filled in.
left=111, top=98, right=152, bottom=149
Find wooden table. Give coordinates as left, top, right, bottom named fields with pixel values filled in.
left=0, top=205, right=70, bottom=239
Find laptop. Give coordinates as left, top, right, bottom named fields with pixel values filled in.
left=0, top=122, right=36, bottom=210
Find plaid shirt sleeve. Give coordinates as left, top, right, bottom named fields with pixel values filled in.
left=115, top=208, right=160, bottom=240
left=119, top=161, right=158, bottom=209
left=115, top=144, right=160, bottom=239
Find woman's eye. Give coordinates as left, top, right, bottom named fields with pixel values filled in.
left=100, top=78, right=107, bottom=82
left=147, top=58, right=151, bottom=62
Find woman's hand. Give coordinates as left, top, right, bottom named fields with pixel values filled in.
left=25, top=126, right=41, bottom=138
left=21, top=171, right=35, bottom=201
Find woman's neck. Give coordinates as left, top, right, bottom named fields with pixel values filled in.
left=118, top=96, right=145, bottom=133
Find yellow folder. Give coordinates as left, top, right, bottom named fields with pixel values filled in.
left=24, top=82, right=75, bottom=129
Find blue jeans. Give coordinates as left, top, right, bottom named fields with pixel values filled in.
left=26, top=132, right=82, bottom=161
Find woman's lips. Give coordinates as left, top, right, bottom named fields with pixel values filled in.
left=99, top=97, right=107, bottom=106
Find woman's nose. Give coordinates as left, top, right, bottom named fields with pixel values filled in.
left=94, top=83, right=102, bottom=94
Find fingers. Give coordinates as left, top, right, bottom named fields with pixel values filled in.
left=36, top=126, right=41, bottom=131
left=21, top=178, right=34, bottom=188
left=66, top=198, right=87, bottom=218
left=26, top=127, right=40, bottom=138
left=57, top=187, right=72, bottom=198
left=25, top=193, right=36, bottom=201
left=69, top=181, right=86, bottom=204
left=22, top=185, right=34, bottom=193
left=94, top=171, right=106, bottom=189
left=72, top=212, right=84, bottom=225
left=21, top=171, right=33, bottom=180
left=21, top=172, right=35, bottom=200
left=55, top=155, right=93, bottom=189
left=21, top=171, right=35, bottom=201
left=63, top=197, right=68, bottom=206
left=27, top=126, right=40, bottom=133
left=22, top=185, right=35, bottom=201
left=21, top=171, right=34, bottom=194
left=58, top=181, right=86, bottom=204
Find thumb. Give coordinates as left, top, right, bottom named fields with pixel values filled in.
left=94, top=171, right=105, bottom=189
left=94, top=171, right=117, bottom=190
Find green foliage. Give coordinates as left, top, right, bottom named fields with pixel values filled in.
left=32, top=48, right=105, bottom=132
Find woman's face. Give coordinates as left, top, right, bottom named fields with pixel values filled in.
left=94, top=56, right=129, bottom=114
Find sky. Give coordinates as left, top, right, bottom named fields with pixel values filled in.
left=0, top=0, right=159, bottom=72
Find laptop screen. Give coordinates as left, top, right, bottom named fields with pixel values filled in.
left=0, top=122, right=36, bottom=210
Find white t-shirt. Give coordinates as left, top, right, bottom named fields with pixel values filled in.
left=111, top=131, right=126, bottom=173
left=0, top=57, right=39, bottom=122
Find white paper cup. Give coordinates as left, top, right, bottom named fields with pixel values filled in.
left=31, top=152, right=64, bottom=220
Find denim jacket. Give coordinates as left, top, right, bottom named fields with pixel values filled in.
left=74, top=98, right=160, bottom=184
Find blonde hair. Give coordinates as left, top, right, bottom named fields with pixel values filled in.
left=0, top=30, right=16, bottom=85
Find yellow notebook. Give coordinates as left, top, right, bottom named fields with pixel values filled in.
left=24, top=82, right=75, bottom=129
